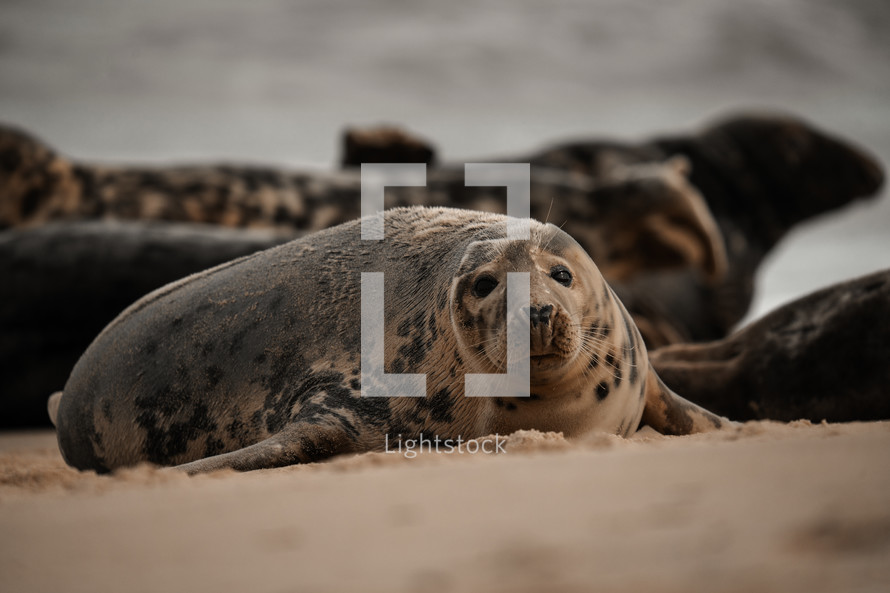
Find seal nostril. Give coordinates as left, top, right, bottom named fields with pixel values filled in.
left=529, top=305, right=553, bottom=326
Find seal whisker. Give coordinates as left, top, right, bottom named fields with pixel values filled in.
left=587, top=337, right=639, bottom=367
left=577, top=341, right=623, bottom=374
left=544, top=196, right=555, bottom=225
left=540, top=219, right=569, bottom=252
left=469, top=336, right=501, bottom=349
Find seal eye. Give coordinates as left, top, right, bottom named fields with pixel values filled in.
left=472, top=275, right=499, bottom=298
left=551, top=266, right=573, bottom=287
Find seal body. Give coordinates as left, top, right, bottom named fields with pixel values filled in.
left=0, top=220, right=295, bottom=428
left=650, top=269, right=890, bottom=422
left=54, top=207, right=726, bottom=473
left=1, top=120, right=730, bottom=349
left=4, top=115, right=883, bottom=344
left=523, top=112, right=886, bottom=343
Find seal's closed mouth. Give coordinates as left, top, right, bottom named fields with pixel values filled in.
left=530, top=352, right=569, bottom=365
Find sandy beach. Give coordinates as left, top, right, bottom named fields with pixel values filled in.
left=2, top=2, right=889, bottom=592
left=2, top=421, right=888, bottom=592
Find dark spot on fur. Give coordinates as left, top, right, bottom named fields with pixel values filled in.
left=397, top=331, right=430, bottom=369
left=72, top=166, right=96, bottom=198
left=427, top=312, right=439, bottom=341
left=226, top=417, right=245, bottom=442
left=297, top=436, right=323, bottom=462
left=135, top=398, right=218, bottom=464
left=350, top=378, right=361, bottom=391
left=204, top=436, right=225, bottom=458
left=259, top=366, right=366, bottom=435
left=21, top=188, right=42, bottom=217
left=397, top=317, right=413, bottom=338
left=0, top=147, right=21, bottom=171
left=505, top=402, right=518, bottom=411
left=596, top=381, right=610, bottom=400
left=586, top=321, right=611, bottom=340
left=273, top=206, right=290, bottom=223
left=297, top=405, right=361, bottom=440
left=87, top=427, right=107, bottom=472
left=205, top=365, right=224, bottom=388
left=228, top=326, right=251, bottom=355
left=320, top=378, right=392, bottom=427
left=416, top=387, right=455, bottom=423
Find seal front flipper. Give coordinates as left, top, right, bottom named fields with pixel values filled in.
left=174, top=422, right=355, bottom=475
left=47, top=391, right=62, bottom=427
left=640, top=367, right=735, bottom=435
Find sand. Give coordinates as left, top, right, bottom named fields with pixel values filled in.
left=1, top=421, right=888, bottom=593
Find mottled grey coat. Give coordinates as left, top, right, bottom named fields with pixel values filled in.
left=54, top=207, right=727, bottom=473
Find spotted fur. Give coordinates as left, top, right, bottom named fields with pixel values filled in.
left=52, top=207, right=729, bottom=474
left=1, top=123, right=734, bottom=349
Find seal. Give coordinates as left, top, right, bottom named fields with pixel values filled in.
left=341, top=114, right=886, bottom=343
left=523, top=111, right=886, bottom=342
left=0, top=123, right=353, bottom=232
left=650, top=269, right=890, bottom=423
left=8, top=112, right=881, bottom=348
left=0, top=220, right=296, bottom=428
left=1, top=124, right=724, bottom=290
left=50, top=207, right=730, bottom=474
left=340, top=125, right=437, bottom=167
left=1, top=120, right=730, bottom=349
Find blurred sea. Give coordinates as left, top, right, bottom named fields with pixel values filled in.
left=1, top=0, right=888, bottom=324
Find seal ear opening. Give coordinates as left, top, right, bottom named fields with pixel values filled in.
left=47, top=391, right=62, bottom=427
